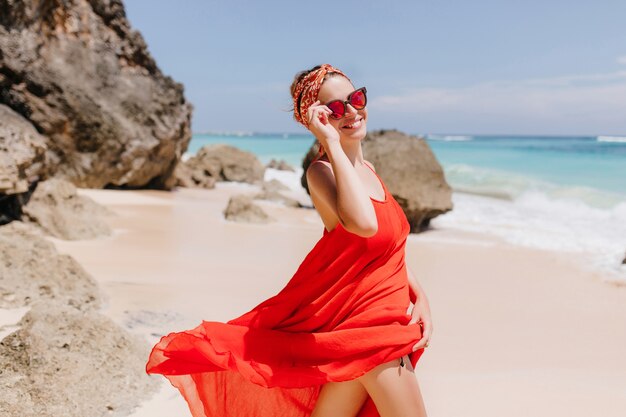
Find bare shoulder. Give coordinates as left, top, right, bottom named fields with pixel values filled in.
left=306, top=159, right=336, bottom=195
left=306, top=159, right=341, bottom=229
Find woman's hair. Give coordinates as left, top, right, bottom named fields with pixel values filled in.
left=290, top=64, right=347, bottom=160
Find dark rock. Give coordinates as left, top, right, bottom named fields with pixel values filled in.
left=0, top=182, right=37, bottom=226
left=223, top=194, right=273, bottom=223
left=301, top=129, right=453, bottom=232
left=266, top=158, right=295, bottom=172
left=21, top=178, right=114, bottom=240
left=176, top=144, right=265, bottom=188
left=0, top=0, right=192, bottom=190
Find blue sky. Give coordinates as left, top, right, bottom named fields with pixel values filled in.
left=125, top=0, right=626, bottom=135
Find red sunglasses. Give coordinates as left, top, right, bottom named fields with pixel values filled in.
left=325, top=87, right=367, bottom=119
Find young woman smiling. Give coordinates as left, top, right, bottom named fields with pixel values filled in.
left=296, top=64, right=433, bottom=417
left=145, top=63, right=433, bottom=417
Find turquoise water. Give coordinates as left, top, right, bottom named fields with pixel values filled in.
left=189, top=132, right=626, bottom=280
left=188, top=133, right=625, bottom=208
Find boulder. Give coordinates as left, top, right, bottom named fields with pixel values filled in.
left=174, top=160, right=217, bottom=189
left=224, top=194, right=273, bottom=223
left=301, top=129, right=453, bottom=232
left=0, top=221, right=101, bottom=310
left=0, top=0, right=192, bottom=190
left=262, top=178, right=290, bottom=193
left=0, top=301, right=159, bottom=417
left=22, top=178, right=113, bottom=240
left=253, top=190, right=302, bottom=208
left=0, top=105, right=48, bottom=224
left=266, top=158, right=295, bottom=172
left=0, top=105, right=48, bottom=195
left=176, top=144, right=265, bottom=188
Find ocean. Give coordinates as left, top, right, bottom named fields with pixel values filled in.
left=187, top=132, right=626, bottom=282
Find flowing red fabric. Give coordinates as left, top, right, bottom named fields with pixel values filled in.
left=145, top=160, right=425, bottom=416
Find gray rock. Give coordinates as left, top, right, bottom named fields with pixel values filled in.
left=0, top=301, right=159, bottom=417
left=262, top=178, right=290, bottom=193
left=22, top=178, right=113, bottom=240
left=173, top=158, right=217, bottom=189
left=301, top=129, right=453, bottom=232
left=0, top=105, right=48, bottom=195
left=176, top=144, right=265, bottom=188
left=0, top=221, right=101, bottom=310
left=253, top=190, right=302, bottom=208
left=224, top=194, right=273, bottom=223
left=0, top=0, right=192, bottom=190
left=266, top=158, right=295, bottom=172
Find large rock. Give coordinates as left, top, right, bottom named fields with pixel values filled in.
left=175, top=144, right=265, bottom=188
left=0, top=105, right=48, bottom=195
left=266, top=158, right=295, bottom=172
left=0, top=0, right=192, bottom=190
left=224, top=194, right=273, bottom=223
left=0, top=221, right=158, bottom=416
left=22, top=178, right=113, bottom=240
left=301, top=129, right=453, bottom=232
left=0, top=105, right=48, bottom=224
left=0, top=221, right=101, bottom=310
left=0, top=301, right=159, bottom=417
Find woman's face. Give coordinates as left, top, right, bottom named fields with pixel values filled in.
left=317, top=75, right=368, bottom=141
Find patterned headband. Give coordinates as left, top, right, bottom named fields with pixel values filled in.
left=292, top=64, right=351, bottom=129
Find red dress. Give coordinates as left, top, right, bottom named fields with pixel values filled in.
left=145, top=160, right=425, bottom=416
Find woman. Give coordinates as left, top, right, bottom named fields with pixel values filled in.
left=145, top=63, right=434, bottom=417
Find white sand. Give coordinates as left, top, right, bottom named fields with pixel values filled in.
left=39, top=177, right=626, bottom=417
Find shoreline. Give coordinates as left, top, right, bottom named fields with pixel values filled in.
left=3, top=174, right=625, bottom=416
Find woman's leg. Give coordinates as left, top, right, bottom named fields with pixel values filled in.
left=310, top=378, right=369, bottom=417
left=357, top=355, right=428, bottom=417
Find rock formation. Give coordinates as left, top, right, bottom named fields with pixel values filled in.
left=262, top=178, right=290, bottom=193
left=22, top=178, right=114, bottom=240
left=253, top=189, right=302, bottom=208
left=224, top=194, right=273, bottom=223
left=266, top=158, right=295, bottom=172
left=0, top=221, right=158, bottom=416
left=301, top=129, right=453, bottom=232
left=0, top=221, right=100, bottom=309
left=0, top=302, right=159, bottom=417
left=175, top=144, right=265, bottom=188
left=0, top=0, right=192, bottom=190
left=0, top=105, right=48, bottom=224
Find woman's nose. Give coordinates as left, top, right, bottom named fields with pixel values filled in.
left=345, top=102, right=359, bottom=115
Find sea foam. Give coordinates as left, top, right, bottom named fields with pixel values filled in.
left=597, top=135, right=626, bottom=143
left=431, top=190, right=626, bottom=283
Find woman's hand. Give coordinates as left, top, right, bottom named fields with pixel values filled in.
left=306, top=100, right=340, bottom=151
left=409, top=295, right=433, bottom=351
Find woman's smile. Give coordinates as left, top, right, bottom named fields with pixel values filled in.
left=342, top=116, right=364, bottom=130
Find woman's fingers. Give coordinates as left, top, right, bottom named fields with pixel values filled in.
left=307, top=106, right=333, bottom=127
left=412, top=320, right=432, bottom=351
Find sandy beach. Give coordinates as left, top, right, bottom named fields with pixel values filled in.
left=3, top=169, right=617, bottom=417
